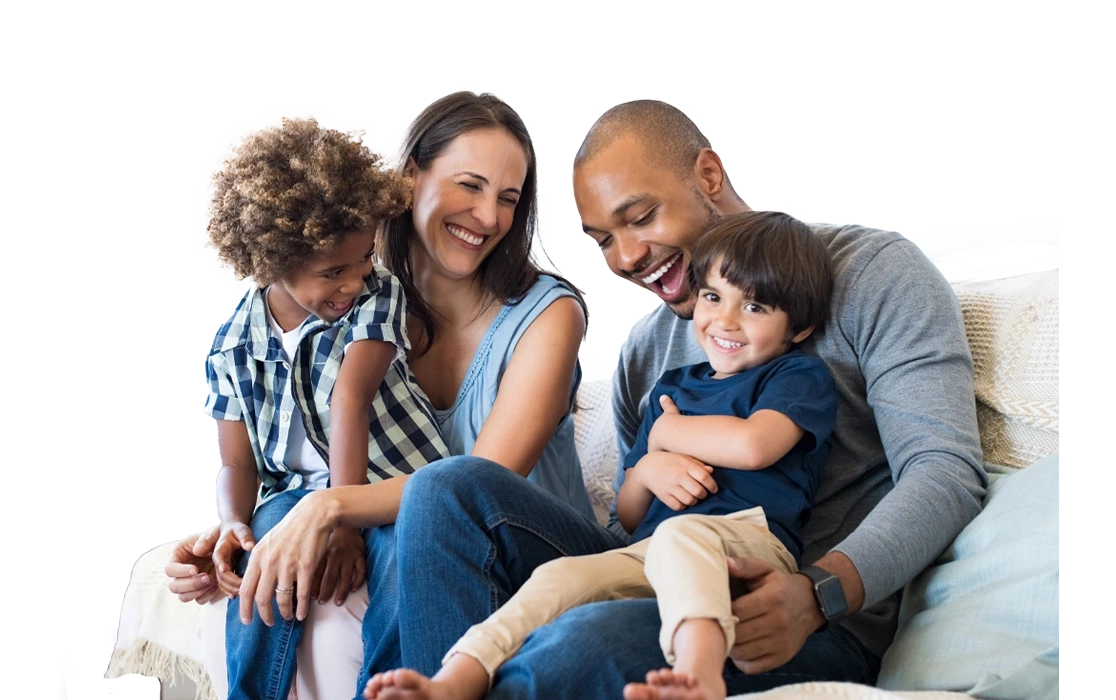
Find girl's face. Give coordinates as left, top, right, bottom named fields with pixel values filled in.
left=408, top=128, right=529, bottom=284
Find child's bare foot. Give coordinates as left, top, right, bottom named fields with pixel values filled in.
left=623, top=668, right=727, bottom=700
left=363, top=669, right=447, bottom=700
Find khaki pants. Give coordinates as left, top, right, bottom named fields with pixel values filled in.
left=444, top=507, right=797, bottom=680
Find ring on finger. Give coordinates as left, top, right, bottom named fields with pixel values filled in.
left=275, top=585, right=295, bottom=594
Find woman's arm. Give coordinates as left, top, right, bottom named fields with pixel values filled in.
left=470, top=297, right=586, bottom=475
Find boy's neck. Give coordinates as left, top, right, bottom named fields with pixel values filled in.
left=264, top=285, right=310, bottom=333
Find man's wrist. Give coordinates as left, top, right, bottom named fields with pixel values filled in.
left=798, top=565, right=850, bottom=631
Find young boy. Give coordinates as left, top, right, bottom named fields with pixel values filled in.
left=202, top=118, right=449, bottom=698
left=363, top=210, right=836, bottom=700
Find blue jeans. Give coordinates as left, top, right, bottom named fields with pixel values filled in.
left=395, top=457, right=880, bottom=698
left=225, top=489, right=402, bottom=700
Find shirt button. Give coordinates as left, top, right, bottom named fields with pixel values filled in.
left=281, top=412, right=291, bottom=424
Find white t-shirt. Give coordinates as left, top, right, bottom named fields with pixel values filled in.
left=265, top=293, right=331, bottom=490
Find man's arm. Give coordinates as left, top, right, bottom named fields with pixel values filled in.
left=828, top=240, right=986, bottom=606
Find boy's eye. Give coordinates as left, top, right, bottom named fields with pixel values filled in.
left=702, top=292, right=720, bottom=303
left=321, top=270, right=342, bottom=280
left=745, top=302, right=765, bottom=313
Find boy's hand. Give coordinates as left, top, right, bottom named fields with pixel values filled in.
left=648, top=395, right=683, bottom=452
left=165, top=527, right=223, bottom=604
left=633, top=452, right=718, bottom=511
left=310, top=526, right=367, bottom=606
left=213, top=521, right=256, bottom=599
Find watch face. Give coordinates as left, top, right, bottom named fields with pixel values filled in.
left=816, top=577, right=848, bottom=618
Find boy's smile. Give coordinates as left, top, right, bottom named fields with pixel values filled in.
left=693, top=262, right=813, bottom=378
left=267, top=229, right=377, bottom=332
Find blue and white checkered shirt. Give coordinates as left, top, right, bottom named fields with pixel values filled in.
left=204, top=262, right=449, bottom=503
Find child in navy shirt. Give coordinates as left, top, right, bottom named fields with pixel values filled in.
left=364, top=211, right=836, bottom=700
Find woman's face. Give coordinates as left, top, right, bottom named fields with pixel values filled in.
left=408, top=128, right=529, bottom=284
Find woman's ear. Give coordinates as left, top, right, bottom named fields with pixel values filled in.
left=404, top=157, right=418, bottom=180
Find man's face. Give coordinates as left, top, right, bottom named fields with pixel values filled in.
left=574, top=135, right=719, bottom=319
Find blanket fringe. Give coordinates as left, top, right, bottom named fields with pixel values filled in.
left=105, top=639, right=217, bottom=700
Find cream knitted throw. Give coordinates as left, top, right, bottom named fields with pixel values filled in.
left=953, top=270, right=1059, bottom=468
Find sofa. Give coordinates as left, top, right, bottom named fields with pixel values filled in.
left=107, top=266, right=1060, bottom=700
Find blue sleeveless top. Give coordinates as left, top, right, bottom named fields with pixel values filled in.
left=435, top=275, right=594, bottom=519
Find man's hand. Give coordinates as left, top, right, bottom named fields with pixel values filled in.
left=633, top=452, right=718, bottom=511
left=727, top=557, right=824, bottom=674
left=165, top=527, right=223, bottom=604
left=309, top=526, right=367, bottom=606
left=213, top=521, right=256, bottom=599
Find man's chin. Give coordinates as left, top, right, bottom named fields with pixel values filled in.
left=665, top=296, right=697, bottom=320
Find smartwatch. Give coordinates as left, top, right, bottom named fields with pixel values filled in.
left=798, top=565, right=848, bottom=631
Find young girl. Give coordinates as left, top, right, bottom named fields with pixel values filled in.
left=365, top=210, right=837, bottom=700
left=202, top=118, right=449, bottom=699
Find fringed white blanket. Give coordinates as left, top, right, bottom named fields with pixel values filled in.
left=731, top=684, right=968, bottom=699
left=105, top=542, right=217, bottom=700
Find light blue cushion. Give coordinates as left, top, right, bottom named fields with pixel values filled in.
left=877, top=454, right=1058, bottom=698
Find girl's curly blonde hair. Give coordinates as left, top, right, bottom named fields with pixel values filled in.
left=208, top=118, right=410, bottom=285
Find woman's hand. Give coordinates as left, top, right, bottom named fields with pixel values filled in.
left=164, top=527, right=224, bottom=604
left=238, top=490, right=338, bottom=626
left=310, top=526, right=367, bottom=606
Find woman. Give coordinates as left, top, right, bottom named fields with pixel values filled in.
left=166, top=91, right=601, bottom=699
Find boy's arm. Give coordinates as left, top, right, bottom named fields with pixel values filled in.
left=329, top=338, right=396, bottom=487
left=649, top=397, right=805, bottom=470
left=213, top=418, right=261, bottom=596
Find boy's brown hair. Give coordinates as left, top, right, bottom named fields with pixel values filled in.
left=690, top=211, right=834, bottom=336
left=208, top=118, right=410, bottom=285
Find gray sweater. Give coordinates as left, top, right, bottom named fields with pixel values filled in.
left=609, top=223, right=987, bottom=659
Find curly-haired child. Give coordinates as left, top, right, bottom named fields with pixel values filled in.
left=365, top=211, right=837, bottom=700
left=203, top=118, right=449, bottom=699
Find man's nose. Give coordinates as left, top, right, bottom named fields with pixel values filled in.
left=614, top=235, right=650, bottom=275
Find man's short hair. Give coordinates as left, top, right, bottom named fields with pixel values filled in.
left=690, top=211, right=834, bottom=336
left=574, top=100, right=710, bottom=178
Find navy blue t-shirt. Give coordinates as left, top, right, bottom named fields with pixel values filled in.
left=624, top=349, right=837, bottom=562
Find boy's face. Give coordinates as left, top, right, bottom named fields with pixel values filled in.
left=268, top=229, right=377, bottom=331
left=693, top=261, right=814, bottom=378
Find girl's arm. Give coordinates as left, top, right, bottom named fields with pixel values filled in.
left=649, top=398, right=805, bottom=471
left=329, top=339, right=396, bottom=486
left=470, top=297, right=586, bottom=475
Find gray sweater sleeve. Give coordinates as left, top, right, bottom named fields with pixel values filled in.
left=832, top=240, right=987, bottom=607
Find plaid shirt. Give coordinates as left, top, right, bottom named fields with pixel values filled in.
left=204, top=262, right=449, bottom=503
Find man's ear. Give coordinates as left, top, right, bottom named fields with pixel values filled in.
left=789, top=325, right=815, bottom=345
left=693, top=148, right=727, bottom=202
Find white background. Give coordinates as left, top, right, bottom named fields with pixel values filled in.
left=0, top=1, right=1104, bottom=698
